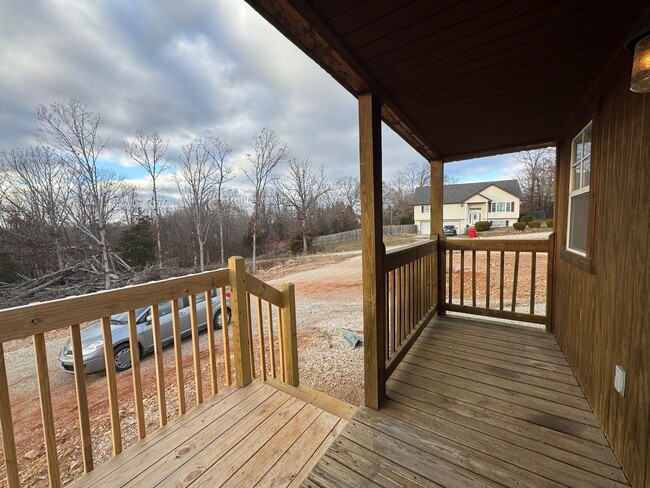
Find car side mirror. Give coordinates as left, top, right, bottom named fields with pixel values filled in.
left=145, top=315, right=152, bottom=324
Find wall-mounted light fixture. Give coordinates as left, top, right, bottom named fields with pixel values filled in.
left=627, top=19, right=650, bottom=92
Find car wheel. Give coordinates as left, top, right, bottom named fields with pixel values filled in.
left=113, top=343, right=133, bottom=372
left=214, top=308, right=231, bottom=330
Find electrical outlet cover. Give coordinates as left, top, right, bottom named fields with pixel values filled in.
left=614, top=365, right=626, bottom=397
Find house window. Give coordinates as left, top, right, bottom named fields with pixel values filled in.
left=567, top=121, right=592, bottom=255
left=490, top=202, right=513, bottom=212
left=421, top=205, right=429, bottom=213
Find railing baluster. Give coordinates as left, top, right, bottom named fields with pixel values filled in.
left=447, top=249, right=454, bottom=303
left=396, top=265, right=401, bottom=344
left=472, top=250, right=477, bottom=307
left=391, top=270, right=396, bottom=354
left=256, top=297, right=267, bottom=381
left=512, top=251, right=520, bottom=312
left=530, top=252, right=537, bottom=315
left=70, top=324, right=94, bottom=471
left=278, top=305, right=285, bottom=381
left=170, top=299, right=186, bottom=415
left=267, top=301, right=276, bottom=379
left=486, top=251, right=491, bottom=309
left=383, top=274, right=390, bottom=357
left=149, top=305, right=167, bottom=426
left=33, top=333, right=61, bottom=487
left=246, top=292, right=255, bottom=379
left=100, top=317, right=122, bottom=454
left=0, top=343, right=19, bottom=488
left=499, top=251, right=505, bottom=310
left=188, top=294, right=203, bottom=405
left=125, top=311, right=146, bottom=441
left=220, top=287, right=232, bottom=386
left=204, top=291, right=218, bottom=396
left=460, top=250, right=465, bottom=306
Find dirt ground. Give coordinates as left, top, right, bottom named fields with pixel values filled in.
left=0, top=237, right=548, bottom=487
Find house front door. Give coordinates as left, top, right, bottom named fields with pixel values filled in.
left=469, top=210, right=482, bottom=225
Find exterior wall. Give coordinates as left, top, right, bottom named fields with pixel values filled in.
left=414, top=204, right=430, bottom=234
left=481, top=185, right=520, bottom=224
left=553, top=58, right=650, bottom=488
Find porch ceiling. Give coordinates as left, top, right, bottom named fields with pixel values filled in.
left=246, top=0, right=650, bottom=161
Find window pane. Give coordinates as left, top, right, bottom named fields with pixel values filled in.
left=157, top=300, right=172, bottom=317
left=573, top=138, right=582, bottom=162
left=569, top=192, right=589, bottom=253
left=583, top=156, right=590, bottom=187
left=583, top=126, right=592, bottom=156
left=572, top=163, right=581, bottom=191
left=195, top=292, right=206, bottom=303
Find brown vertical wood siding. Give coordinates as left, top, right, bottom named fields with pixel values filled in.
left=554, top=56, right=650, bottom=488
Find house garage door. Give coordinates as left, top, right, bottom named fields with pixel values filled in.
left=420, top=221, right=430, bottom=235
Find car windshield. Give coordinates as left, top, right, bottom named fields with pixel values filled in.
left=110, top=307, right=148, bottom=324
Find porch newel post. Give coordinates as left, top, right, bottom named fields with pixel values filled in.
left=359, top=92, right=385, bottom=409
left=228, top=256, right=252, bottom=387
left=430, top=160, right=446, bottom=315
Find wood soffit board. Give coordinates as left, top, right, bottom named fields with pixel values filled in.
left=245, top=0, right=650, bottom=161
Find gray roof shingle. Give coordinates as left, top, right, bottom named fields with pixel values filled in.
left=413, top=179, right=522, bottom=205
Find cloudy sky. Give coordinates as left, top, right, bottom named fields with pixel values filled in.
left=0, top=0, right=519, bottom=193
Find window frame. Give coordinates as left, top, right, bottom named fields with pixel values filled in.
left=566, top=121, right=592, bottom=257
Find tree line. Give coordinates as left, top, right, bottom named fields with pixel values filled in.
left=2, top=100, right=549, bottom=289
left=0, top=100, right=367, bottom=287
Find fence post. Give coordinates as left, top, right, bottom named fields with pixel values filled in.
left=228, top=256, right=252, bottom=387
left=281, top=283, right=299, bottom=386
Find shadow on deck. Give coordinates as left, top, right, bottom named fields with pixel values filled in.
left=304, top=315, right=629, bottom=487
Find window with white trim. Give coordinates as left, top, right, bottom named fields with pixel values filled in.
left=490, top=201, right=514, bottom=212
left=567, top=122, right=592, bottom=255
left=421, top=205, right=430, bottom=213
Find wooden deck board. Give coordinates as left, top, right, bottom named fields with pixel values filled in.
left=69, top=381, right=346, bottom=488
left=304, top=315, right=629, bottom=487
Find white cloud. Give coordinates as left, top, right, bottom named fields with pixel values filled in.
left=0, top=0, right=500, bottom=191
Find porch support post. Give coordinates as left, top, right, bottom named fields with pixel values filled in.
left=359, top=92, right=385, bottom=409
left=430, top=160, right=446, bottom=315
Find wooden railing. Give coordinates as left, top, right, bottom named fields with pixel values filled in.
left=383, top=240, right=438, bottom=376
left=0, top=256, right=296, bottom=488
left=442, top=234, right=554, bottom=329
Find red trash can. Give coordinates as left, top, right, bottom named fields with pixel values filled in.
left=469, top=228, right=477, bottom=238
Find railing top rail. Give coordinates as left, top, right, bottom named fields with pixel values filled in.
left=384, top=239, right=437, bottom=272
left=445, top=238, right=549, bottom=252
left=244, top=273, right=284, bottom=307
left=0, top=268, right=230, bottom=343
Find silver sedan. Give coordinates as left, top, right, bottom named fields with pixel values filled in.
left=58, top=292, right=231, bottom=374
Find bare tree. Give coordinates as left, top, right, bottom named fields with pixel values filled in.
left=335, top=176, right=360, bottom=214
left=118, top=183, right=143, bottom=228
left=174, top=136, right=220, bottom=271
left=203, top=136, right=233, bottom=267
left=516, top=148, right=555, bottom=219
left=0, top=146, right=71, bottom=270
left=245, top=128, right=288, bottom=272
left=400, top=161, right=431, bottom=194
left=37, top=100, right=125, bottom=288
left=276, top=158, right=329, bottom=253
left=123, top=131, right=171, bottom=268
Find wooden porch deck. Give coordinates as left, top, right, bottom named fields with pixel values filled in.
left=304, top=315, right=629, bottom=487
left=69, top=381, right=347, bottom=487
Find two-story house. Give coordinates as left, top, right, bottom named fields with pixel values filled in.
left=413, top=180, right=522, bottom=234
